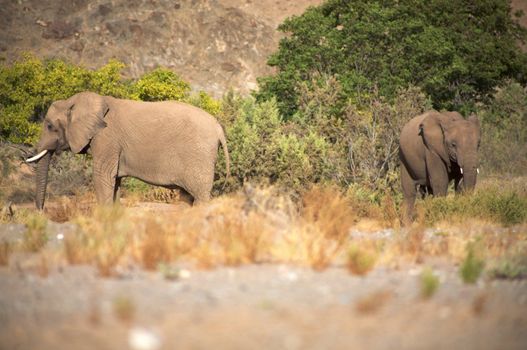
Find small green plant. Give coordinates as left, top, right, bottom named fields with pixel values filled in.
left=488, top=247, right=527, bottom=280
left=113, top=295, right=135, bottom=323
left=23, top=213, right=48, bottom=252
left=460, top=240, right=485, bottom=284
left=346, top=245, right=376, bottom=276
left=420, top=267, right=440, bottom=299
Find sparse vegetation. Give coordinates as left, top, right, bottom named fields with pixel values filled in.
left=22, top=213, right=48, bottom=252
left=420, top=183, right=527, bottom=226
left=355, top=290, right=393, bottom=314
left=113, top=295, right=135, bottom=323
left=420, top=267, right=440, bottom=299
left=346, top=244, right=377, bottom=276
left=488, top=245, right=527, bottom=280
left=65, top=206, right=131, bottom=277
left=460, top=240, right=486, bottom=284
left=0, top=240, right=11, bottom=266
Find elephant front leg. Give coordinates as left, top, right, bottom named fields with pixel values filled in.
left=401, top=164, right=417, bottom=225
left=93, top=165, right=118, bottom=205
left=91, top=136, right=120, bottom=205
left=454, top=176, right=464, bottom=194
left=425, top=151, right=449, bottom=196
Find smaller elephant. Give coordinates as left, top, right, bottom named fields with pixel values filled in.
left=399, top=110, right=481, bottom=222
left=25, top=91, right=230, bottom=209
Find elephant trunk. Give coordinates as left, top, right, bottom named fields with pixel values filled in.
left=35, top=151, right=52, bottom=210
left=459, top=155, right=478, bottom=192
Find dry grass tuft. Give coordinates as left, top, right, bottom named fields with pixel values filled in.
left=141, top=218, right=172, bottom=270
left=0, top=240, right=12, bottom=266
left=46, top=194, right=95, bottom=223
left=420, top=267, right=440, bottom=299
left=355, top=290, right=393, bottom=314
left=472, top=291, right=489, bottom=316
left=113, top=295, right=135, bottom=323
left=22, top=213, right=48, bottom=252
left=297, top=185, right=355, bottom=270
left=37, top=253, right=49, bottom=278
left=346, top=244, right=377, bottom=276
left=65, top=205, right=131, bottom=277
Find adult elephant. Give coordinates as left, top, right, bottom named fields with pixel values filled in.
left=399, top=110, right=480, bottom=222
left=26, top=91, right=230, bottom=209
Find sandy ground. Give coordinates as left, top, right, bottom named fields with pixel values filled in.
left=1, top=218, right=526, bottom=350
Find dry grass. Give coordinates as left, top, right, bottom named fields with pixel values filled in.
left=2, top=179, right=525, bottom=276
left=0, top=240, right=12, bottom=265
left=346, top=244, right=377, bottom=276
left=22, top=213, right=48, bottom=252
left=268, top=185, right=355, bottom=270
left=113, top=295, right=135, bottom=323
left=45, top=194, right=95, bottom=223
left=355, top=290, right=393, bottom=314
left=64, top=205, right=132, bottom=277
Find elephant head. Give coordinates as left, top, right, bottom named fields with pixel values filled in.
left=26, top=92, right=108, bottom=209
left=419, top=112, right=481, bottom=191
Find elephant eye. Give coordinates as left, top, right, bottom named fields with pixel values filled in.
left=451, top=141, right=456, bottom=148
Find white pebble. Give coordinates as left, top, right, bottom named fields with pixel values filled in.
left=128, top=327, right=161, bottom=350
left=56, top=233, right=64, bottom=240
left=179, top=269, right=191, bottom=279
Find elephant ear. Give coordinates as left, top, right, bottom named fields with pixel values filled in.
left=66, top=92, right=108, bottom=153
left=419, top=112, right=452, bottom=164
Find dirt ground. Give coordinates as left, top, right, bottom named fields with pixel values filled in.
left=1, top=208, right=526, bottom=350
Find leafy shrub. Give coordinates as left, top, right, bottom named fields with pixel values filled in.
left=421, top=186, right=527, bottom=226
left=130, top=67, right=190, bottom=101
left=345, top=86, right=431, bottom=190
left=48, top=153, right=93, bottom=197
left=488, top=245, right=527, bottom=280
left=460, top=240, right=485, bottom=284
left=478, top=81, right=527, bottom=176
left=23, top=213, right=48, bottom=252
left=346, top=244, right=377, bottom=276
left=0, top=55, right=131, bottom=144
left=420, top=267, right=440, bottom=299
left=257, top=0, right=527, bottom=118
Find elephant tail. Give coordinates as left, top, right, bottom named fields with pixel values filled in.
left=218, top=124, right=230, bottom=189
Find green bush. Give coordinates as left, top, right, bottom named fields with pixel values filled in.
left=421, top=186, right=527, bottom=226
left=0, top=55, right=132, bottom=144
left=488, top=245, right=527, bottom=280
left=0, top=56, right=226, bottom=202
left=460, top=240, right=485, bottom=284
left=478, top=81, right=527, bottom=176
left=420, top=267, right=440, bottom=299
left=257, top=0, right=527, bottom=118
left=0, top=55, right=222, bottom=146
left=48, top=153, right=93, bottom=197
left=130, top=67, right=190, bottom=101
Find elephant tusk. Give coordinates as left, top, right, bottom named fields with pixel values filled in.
left=26, top=150, right=48, bottom=163
left=460, top=167, right=463, bottom=175
left=477, top=168, right=480, bottom=174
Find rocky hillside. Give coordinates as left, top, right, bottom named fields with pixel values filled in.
left=1, top=0, right=524, bottom=97
left=0, top=0, right=323, bottom=97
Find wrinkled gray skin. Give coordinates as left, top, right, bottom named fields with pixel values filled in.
left=399, top=110, right=481, bottom=223
left=30, top=91, right=230, bottom=209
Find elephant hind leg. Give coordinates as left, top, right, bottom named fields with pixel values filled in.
left=185, top=172, right=214, bottom=206
left=401, top=164, right=417, bottom=225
